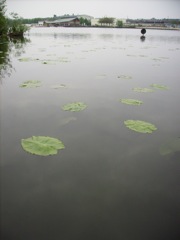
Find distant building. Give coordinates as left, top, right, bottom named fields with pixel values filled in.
left=77, top=14, right=94, bottom=20
left=38, top=21, right=44, bottom=26
left=126, top=19, right=165, bottom=27
left=44, top=17, right=80, bottom=27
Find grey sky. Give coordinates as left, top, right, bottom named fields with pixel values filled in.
left=6, top=0, right=180, bottom=19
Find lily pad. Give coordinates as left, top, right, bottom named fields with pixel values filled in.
left=18, top=57, right=40, bottom=62
left=124, top=120, right=157, bottom=133
left=20, top=80, right=41, bottom=88
left=133, top=87, right=154, bottom=93
left=51, top=84, right=66, bottom=89
left=62, top=102, right=87, bottom=112
left=120, top=99, right=143, bottom=105
left=118, top=75, right=132, bottom=79
left=18, top=57, right=32, bottom=62
left=150, top=84, right=168, bottom=90
left=96, top=74, right=106, bottom=79
left=21, top=136, right=65, bottom=156
left=159, top=138, right=180, bottom=156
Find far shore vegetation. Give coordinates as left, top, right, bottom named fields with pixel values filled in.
left=0, top=0, right=29, bottom=38
left=1, top=0, right=180, bottom=39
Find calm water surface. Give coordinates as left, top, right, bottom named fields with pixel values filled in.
left=1, top=28, right=180, bottom=240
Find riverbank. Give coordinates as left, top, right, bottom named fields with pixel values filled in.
left=31, top=25, right=180, bottom=31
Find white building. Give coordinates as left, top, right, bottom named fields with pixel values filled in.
left=38, top=21, right=44, bottom=26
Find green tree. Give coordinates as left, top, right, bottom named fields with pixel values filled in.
left=116, top=20, right=123, bottom=28
left=8, top=12, right=29, bottom=37
left=98, top=17, right=114, bottom=26
left=0, top=0, right=8, bottom=36
left=79, top=17, right=91, bottom=26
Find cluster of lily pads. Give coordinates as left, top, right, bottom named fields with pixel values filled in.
left=20, top=79, right=87, bottom=155
left=21, top=100, right=87, bottom=156
left=18, top=56, right=71, bottom=65
left=118, top=77, right=169, bottom=135
left=20, top=75, right=171, bottom=156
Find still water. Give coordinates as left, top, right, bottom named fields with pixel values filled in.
left=1, top=27, right=180, bottom=240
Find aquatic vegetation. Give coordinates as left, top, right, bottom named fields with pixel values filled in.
left=152, top=58, right=162, bottom=61
left=18, top=57, right=33, bottom=62
left=62, top=102, right=87, bottom=112
left=150, top=84, right=168, bottom=90
left=118, top=75, right=132, bottom=79
left=19, top=80, right=41, bottom=88
left=124, top=120, right=157, bottom=133
left=51, top=84, right=66, bottom=89
left=133, top=87, right=154, bottom=93
left=96, top=74, right=107, bottom=79
left=120, top=99, right=143, bottom=105
left=21, top=136, right=65, bottom=156
left=159, top=138, right=180, bottom=156
left=126, top=54, right=137, bottom=57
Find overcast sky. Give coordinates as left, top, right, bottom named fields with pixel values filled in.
left=6, top=0, right=180, bottom=19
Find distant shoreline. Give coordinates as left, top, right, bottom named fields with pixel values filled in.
left=32, top=25, right=180, bottom=31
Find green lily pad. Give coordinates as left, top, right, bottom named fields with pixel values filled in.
left=159, top=138, right=180, bottom=156
left=96, top=74, right=107, bottom=79
left=133, top=87, right=154, bottom=93
left=19, top=80, right=41, bottom=88
left=51, top=84, right=66, bottom=89
left=18, top=57, right=32, bottom=62
left=118, top=75, right=132, bottom=79
left=62, top=102, right=87, bottom=112
left=21, top=136, right=65, bottom=156
left=124, top=120, right=157, bottom=133
left=150, top=84, right=168, bottom=90
left=120, top=99, right=143, bottom=105
left=18, top=57, right=40, bottom=62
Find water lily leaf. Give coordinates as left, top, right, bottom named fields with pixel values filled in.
left=20, top=80, right=41, bottom=88
left=51, top=84, right=66, bottom=89
left=150, top=84, right=168, bottom=90
left=96, top=74, right=106, bottom=79
left=18, top=57, right=40, bottom=62
left=62, top=102, right=87, bottom=112
left=118, top=75, right=132, bottom=79
left=159, top=138, right=180, bottom=156
left=21, top=136, right=65, bottom=156
left=18, top=57, right=32, bottom=62
left=124, top=120, right=157, bottom=133
left=120, top=99, right=143, bottom=105
left=133, top=87, right=154, bottom=93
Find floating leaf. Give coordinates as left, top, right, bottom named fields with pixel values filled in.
left=118, top=75, right=132, bottom=79
left=150, top=84, right=168, bottom=90
left=96, top=74, right=106, bottom=79
left=124, top=120, right=157, bottom=133
left=18, top=57, right=32, bottom=62
left=133, top=87, right=154, bottom=93
left=159, top=138, right=180, bottom=156
left=120, top=99, right=143, bottom=105
left=18, top=57, right=40, bottom=62
left=21, top=136, right=65, bottom=156
left=19, top=80, right=41, bottom=88
left=62, top=102, right=87, bottom=112
left=51, top=84, right=66, bottom=89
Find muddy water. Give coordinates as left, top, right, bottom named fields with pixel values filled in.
left=1, top=27, right=180, bottom=240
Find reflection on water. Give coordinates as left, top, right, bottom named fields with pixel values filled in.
left=1, top=28, right=180, bottom=240
left=0, top=37, right=30, bottom=80
left=0, top=38, right=12, bottom=79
